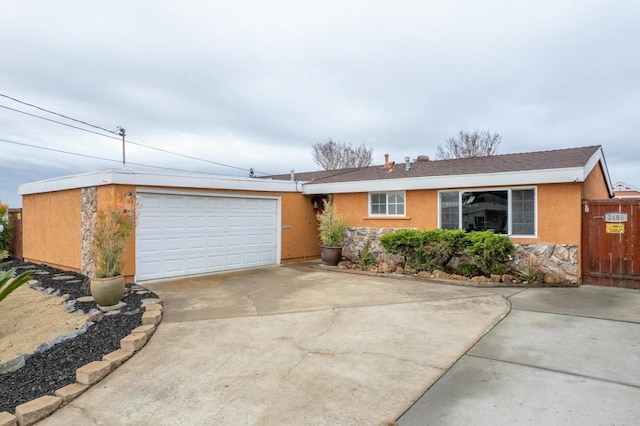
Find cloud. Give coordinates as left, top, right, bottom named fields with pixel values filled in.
left=1, top=0, right=639, bottom=208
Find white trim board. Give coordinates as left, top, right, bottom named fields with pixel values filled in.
left=302, top=167, right=587, bottom=194
left=18, top=169, right=300, bottom=195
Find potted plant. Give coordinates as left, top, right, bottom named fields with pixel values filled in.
left=317, top=199, right=347, bottom=266
left=89, top=194, right=138, bottom=306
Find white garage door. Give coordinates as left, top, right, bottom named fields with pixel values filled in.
left=136, top=192, right=279, bottom=281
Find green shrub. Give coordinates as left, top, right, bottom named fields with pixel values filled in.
left=379, top=229, right=430, bottom=270
left=380, top=228, right=470, bottom=271
left=0, top=250, right=32, bottom=303
left=457, top=263, right=480, bottom=278
left=0, top=201, right=11, bottom=254
left=380, top=228, right=514, bottom=276
left=359, top=239, right=377, bottom=270
left=467, top=231, right=515, bottom=275
left=422, top=229, right=469, bottom=270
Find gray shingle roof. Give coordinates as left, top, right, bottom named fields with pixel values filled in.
left=269, top=145, right=601, bottom=184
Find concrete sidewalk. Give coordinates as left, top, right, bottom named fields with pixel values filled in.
left=40, top=264, right=508, bottom=425
left=398, top=285, right=640, bottom=426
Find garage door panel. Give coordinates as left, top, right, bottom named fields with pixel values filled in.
left=165, top=196, right=186, bottom=208
left=186, top=235, right=205, bottom=249
left=186, top=257, right=206, bottom=270
left=260, top=215, right=276, bottom=226
left=227, top=235, right=243, bottom=247
left=137, top=193, right=278, bottom=280
left=260, top=233, right=275, bottom=244
left=185, top=197, right=206, bottom=208
left=226, top=254, right=243, bottom=267
left=244, top=234, right=259, bottom=245
left=260, top=251, right=275, bottom=262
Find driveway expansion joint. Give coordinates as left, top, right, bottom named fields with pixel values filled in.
left=465, top=353, right=640, bottom=389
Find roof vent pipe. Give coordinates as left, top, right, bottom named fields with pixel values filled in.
left=405, top=157, right=411, bottom=171
left=290, top=170, right=295, bottom=181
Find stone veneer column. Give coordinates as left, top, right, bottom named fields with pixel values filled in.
left=80, top=187, right=98, bottom=278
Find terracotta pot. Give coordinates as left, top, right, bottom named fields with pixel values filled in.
left=90, top=275, right=126, bottom=306
left=320, top=246, right=342, bottom=266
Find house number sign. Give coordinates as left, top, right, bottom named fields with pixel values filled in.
left=604, top=212, right=628, bottom=222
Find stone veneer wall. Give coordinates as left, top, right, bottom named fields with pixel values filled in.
left=513, top=243, right=579, bottom=284
left=342, top=227, right=580, bottom=284
left=80, top=187, right=97, bottom=278
left=342, top=227, right=407, bottom=269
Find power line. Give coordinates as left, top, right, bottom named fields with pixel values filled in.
left=0, top=104, right=120, bottom=141
left=125, top=139, right=270, bottom=175
left=0, top=137, right=242, bottom=176
left=0, top=95, right=273, bottom=176
left=0, top=93, right=119, bottom=135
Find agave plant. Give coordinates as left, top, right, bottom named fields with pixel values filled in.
left=0, top=250, right=32, bottom=303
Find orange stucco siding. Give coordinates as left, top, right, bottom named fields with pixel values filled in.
left=334, top=184, right=584, bottom=246
left=582, top=162, right=610, bottom=200
left=511, top=183, right=582, bottom=246
left=22, top=189, right=82, bottom=272
left=615, top=191, right=640, bottom=198
left=333, top=191, right=438, bottom=229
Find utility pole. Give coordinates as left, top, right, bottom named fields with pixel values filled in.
left=117, top=127, right=126, bottom=169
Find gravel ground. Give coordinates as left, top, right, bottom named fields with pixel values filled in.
left=0, top=260, right=158, bottom=414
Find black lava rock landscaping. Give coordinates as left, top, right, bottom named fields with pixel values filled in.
left=0, top=260, right=159, bottom=414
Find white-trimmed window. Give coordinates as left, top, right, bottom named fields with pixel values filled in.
left=438, top=187, right=536, bottom=236
left=369, top=191, right=405, bottom=216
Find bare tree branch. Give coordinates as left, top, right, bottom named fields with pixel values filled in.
left=436, top=129, right=501, bottom=160
left=312, top=139, right=373, bottom=170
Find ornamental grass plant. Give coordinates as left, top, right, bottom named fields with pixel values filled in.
left=90, top=195, right=138, bottom=278
left=317, top=200, right=347, bottom=247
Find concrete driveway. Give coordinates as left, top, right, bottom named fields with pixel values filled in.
left=398, top=285, right=640, bottom=425
left=40, top=264, right=508, bottom=425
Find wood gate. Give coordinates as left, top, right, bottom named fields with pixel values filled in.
left=581, top=199, right=640, bottom=289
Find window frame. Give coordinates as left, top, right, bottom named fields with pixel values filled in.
left=437, top=186, right=537, bottom=237
left=368, top=191, right=406, bottom=217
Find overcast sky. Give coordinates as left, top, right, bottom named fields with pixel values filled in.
left=1, top=1, right=639, bottom=207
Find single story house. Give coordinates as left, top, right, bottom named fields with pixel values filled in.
left=19, top=145, right=612, bottom=283
left=613, top=182, right=640, bottom=198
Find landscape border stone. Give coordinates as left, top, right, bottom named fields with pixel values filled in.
left=1, top=265, right=163, bottom=423
left=0, top=411, right=16, bottom=426
left=15, top=395, right=62, bottom=426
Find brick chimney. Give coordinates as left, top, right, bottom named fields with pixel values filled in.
left=384, top=153, right=395, bottom=169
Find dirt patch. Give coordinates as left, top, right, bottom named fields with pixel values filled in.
left=0, top=284, right=87, bottom=361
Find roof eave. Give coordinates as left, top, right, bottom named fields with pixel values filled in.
left=583, top=146, right=614, bottom=197
left=302, top=167, right=589, bottom=194
left=18, top=169, right=300, bottom=195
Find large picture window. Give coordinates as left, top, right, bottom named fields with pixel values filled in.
left=369, top=191, right=405, bottom=216
left=439, top=188, right=536, bottom=236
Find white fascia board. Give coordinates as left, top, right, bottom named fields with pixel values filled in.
left=18, top=170, right=116, bottom=195
left=302, top=167, right=586, bottom=194
left=583, top=147, right=614, bottom=197
left=19, top=169, right=299, bottom=195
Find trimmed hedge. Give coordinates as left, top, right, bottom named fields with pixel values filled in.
left=379, top=229, right=514, bottom=276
